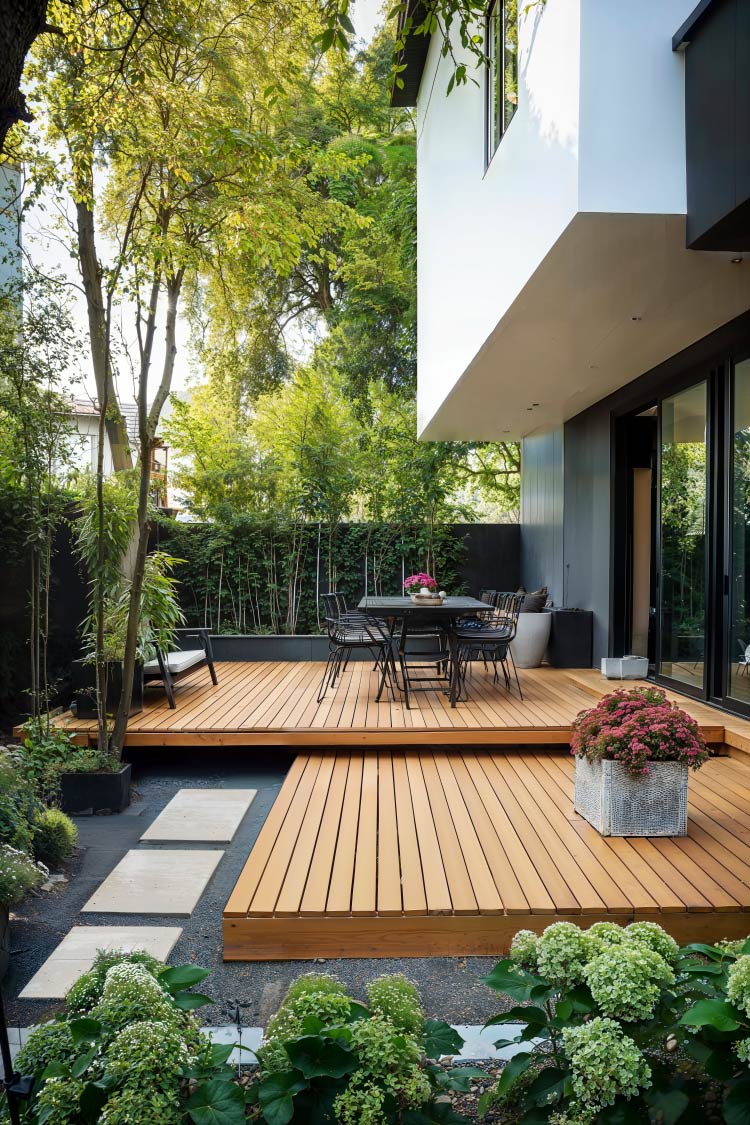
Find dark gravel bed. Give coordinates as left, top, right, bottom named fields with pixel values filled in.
left=5, top=749, right=509, bottom=1029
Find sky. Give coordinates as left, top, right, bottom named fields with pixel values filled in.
left=16, top=0, right=386, bottom=408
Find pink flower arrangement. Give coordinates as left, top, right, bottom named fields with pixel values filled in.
left=571, top=686, right=709, bottom=776
left=403, top=572, right=438, bottom=594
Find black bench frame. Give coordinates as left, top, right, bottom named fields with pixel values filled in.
left=144, top=627, right=219, bottom=709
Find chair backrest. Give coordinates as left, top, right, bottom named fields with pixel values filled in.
left=320, top=592, right=348, bottom=620
left=490, top=591, right=524, bottom=637
left=479, top=588, right=497, bottom=605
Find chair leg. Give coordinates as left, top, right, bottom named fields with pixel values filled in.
left=317, top=648, right=339, bottom=703
left=164, top=668, right=176, bottom=709
left=207, top=657, right=218, bottom=686
left=507, top=648, right=523, bottom=699
left=399, top=652, right=411, bottom=709
left=375, top=645, right=392, bottom=702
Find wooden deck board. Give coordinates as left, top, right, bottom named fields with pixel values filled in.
left=224, top=750, right=750, bottom=959
left=47, top=662, right=744, bottom=748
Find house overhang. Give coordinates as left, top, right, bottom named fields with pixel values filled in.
left=389, top=0, right=430, bottom=107
left=418, top=211, right=750, bottom=442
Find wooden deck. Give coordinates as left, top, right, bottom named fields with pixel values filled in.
left=53, top=662, right=734, bottom=748
left=224, top=749, right=750, bottom=959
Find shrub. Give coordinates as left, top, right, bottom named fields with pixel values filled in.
left=14, top=1020, right=75, bottom=1076
left=366, top=973, right=424, bottom=1035
left=33, top=1076, right=85, bottom=1125
left=0, top=843, right=47, bottom=905
left=66, top=948, right=166, bottom=1014
left=481, top=921, right=750, bottom=1122
left=0, top=747, right=42, bottom=851
left=571, top=685, right=709, bottom=775
left=105, top=1019, right=195, bottom=1087
left=33, top=808, right=78, bottom=866
left=99, top=1084, right=184, bottom=1125
left=255, top=972, right=478, bottom=1124
left=93, top=961, right=178, bottom=1030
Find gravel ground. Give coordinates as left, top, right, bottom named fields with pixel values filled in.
left=5, top=749, right=509, bottom=1029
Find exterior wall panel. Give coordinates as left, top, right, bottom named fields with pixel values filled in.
left=520, top=429, right=564, bottom=607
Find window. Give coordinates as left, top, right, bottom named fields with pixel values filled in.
left=486, top=0, right=518, bottom=162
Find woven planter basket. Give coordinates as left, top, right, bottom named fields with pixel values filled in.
left=574, top=757, right=688, bottom=837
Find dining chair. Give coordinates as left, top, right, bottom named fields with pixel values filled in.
left=453, top=591, right=524, bottom=699
left=317, top=592, right=396, bottom=703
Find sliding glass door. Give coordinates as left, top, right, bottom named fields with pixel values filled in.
left=658, top=381, right=708, bottom=694
left=727, top=359, right=750, bottom=706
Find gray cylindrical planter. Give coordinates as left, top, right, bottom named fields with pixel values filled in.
left=575, top=757, right=688, bottom=837
left=0, top=905, right=9, bottom=980
left=510, top=611, right=552, bottom=668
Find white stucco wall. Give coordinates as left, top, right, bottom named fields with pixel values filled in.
left=416, top=0, right=581, bottom=433
left=415, top=0, right=715, bottom=438
left=0, top=165, right=22, bottom=292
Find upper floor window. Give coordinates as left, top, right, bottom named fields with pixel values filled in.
left=486, top=0, right=518, bottom=163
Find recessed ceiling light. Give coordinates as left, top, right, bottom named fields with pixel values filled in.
left=532, top=402, right=540, bottom=407
left=631, top=316, right=642, bottom=322
left=731, top=257, right=743, bottom=264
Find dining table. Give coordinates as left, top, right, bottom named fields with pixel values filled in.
left=357, top=595, right=491, bottom=707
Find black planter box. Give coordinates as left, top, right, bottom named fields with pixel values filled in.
left=546, top=609, right=594, bottom=668
left=71, top=659, right=144, bottom=719
left=59, top=762, right=132, bottom=815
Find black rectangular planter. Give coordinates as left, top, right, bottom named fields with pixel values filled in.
left=59, top=762, right=132, bottom=815
left=71, top=659, right=144, bottom=719
left=546, top=609, right=594, bottom=668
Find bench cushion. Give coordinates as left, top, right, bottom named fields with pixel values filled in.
left=144, top=649, right=206, bottom=675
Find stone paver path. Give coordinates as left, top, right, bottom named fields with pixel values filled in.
left=82, top=849, right=223, bottom=915
left=140, top=788, right=256, bottom=843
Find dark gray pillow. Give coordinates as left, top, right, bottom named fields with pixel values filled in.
left=519, top=586, right=547, bottom=613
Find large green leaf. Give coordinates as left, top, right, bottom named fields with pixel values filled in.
left=71, top=1049, right=98, bottom=1078
left=285, top=1035, right=356, bottom=1079
left=423, top=1020, right=463, bottom=1058
left=680, top=943, right=725, bottom=962
left=258, top=1072, right=309, bottom=1125
left=482, top=960, right=545, bottom=1002
left=69, top=1017, right=102, bottom=1044
left=173, top=990, right=214, bottom=1011
left=724, top=1078, right=750, bottom=1125
left=160, top=965, right=211, bottom=992
left=493, top=1051, right=534, bottom=1098
left=80, top=1081, right=110, bottom=1124
left=679, top=999, right=743, bottom=1032
left=442, top=1066, right=486, bottom=1092
left=484, top=1005, right=548, bottom=1030
left=525, top=1066, right=566, bottom=1108
left=644, top=1087, right=690, bottom=1124
left=186, top=1078, right=247, bottom=1125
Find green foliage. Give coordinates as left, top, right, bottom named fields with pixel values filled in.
left=33, top=808, right=78, bottom=867
left=92, top=962, right=179, bottom=1031
left=65, top=949, right=165, bottom=1015
left=19, top=720, right=90, bottom=802
left=0, top=843, right=47, bottom=906
left=0, top=747, right=42, bottom=852
left=255, top=973, right=474, bottom=1124
left=481, top=922, right=750, bottom=1122
left=366, top=974, right=425, bottom=1036
left=15, top=1020, right=76, bottom=1077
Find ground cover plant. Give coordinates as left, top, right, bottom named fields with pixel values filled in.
left=481, top=921, right=750, bottom=1123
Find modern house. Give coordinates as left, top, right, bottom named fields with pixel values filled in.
left=65, top=398, right=170, bottom=506
left=396, top=0, right=750, bottom=715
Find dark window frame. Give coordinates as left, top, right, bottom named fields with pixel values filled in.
left=485, top=0, right=518, bottom=168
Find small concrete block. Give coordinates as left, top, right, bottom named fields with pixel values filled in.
left=203, top=1025, right=263, bottom=1066
left=141, top=789, right=256, bottom=843
left=20, top=925, right=183, bottom=999
left=451, top=1024, right=527, bottom=1060
left=82, top=849, right=223, bottom=915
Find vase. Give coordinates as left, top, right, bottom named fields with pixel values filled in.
left=574, top=757, right=688, bottom=836
left=509, top=610, right=552, bottom=668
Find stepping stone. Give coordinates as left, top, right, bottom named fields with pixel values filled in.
left=82, top=849, right=223, bottom=915
left=20, top=926, right=182, bottom=999
left=140, top=788, right=256, bottom=843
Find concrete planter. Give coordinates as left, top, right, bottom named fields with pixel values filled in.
left=0, top=905, right=9, bottom=981
left=575, top=757, right=688, bottom=837
left=60, top=763, right=132, bottom=815
left=510, top=611, right=552, bottom=668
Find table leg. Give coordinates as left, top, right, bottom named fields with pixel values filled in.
left=447, top=624, right=459, bottom=707
left=399, top=615, right=410, bottom=709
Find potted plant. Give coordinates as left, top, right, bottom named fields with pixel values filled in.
left=403, top=573, right=444, bottom=604
left=73, top=551, right=184, bottom=720
left=20, top=720, right=133, bottom=816
left=509, top=587, right=551, bottom=668
left=571, top=686, right=709, bottom=836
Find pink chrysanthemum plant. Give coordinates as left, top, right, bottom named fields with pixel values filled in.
left=403, top=573, right=438, bottom=595
left=571, top=686, right=709, bottom=776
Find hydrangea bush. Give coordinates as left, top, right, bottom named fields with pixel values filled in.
left=255, top=971, right=480, bottom=1124
left=571, top=686, right=709, bottom=775
left=483, top=921, right=750, bottom=1122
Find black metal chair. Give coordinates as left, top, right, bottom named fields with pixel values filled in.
left=317, top=593, right=396, bottom=703
left=454, top=591, right=524, bottom=699
left=144, top=626, right=219, bottom=709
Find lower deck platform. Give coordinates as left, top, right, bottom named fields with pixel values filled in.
left=223, top=748, right=750, bottom=959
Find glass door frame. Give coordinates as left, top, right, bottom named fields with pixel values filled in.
left=719, top=353, right=750, bottom=716
left=653, top=374, right=714, bottom=704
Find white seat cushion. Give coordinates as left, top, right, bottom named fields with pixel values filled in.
left=144, top=649, right=206, bottom=674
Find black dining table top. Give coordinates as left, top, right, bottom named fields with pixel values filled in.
left=358, top=595, right=488, bottom=615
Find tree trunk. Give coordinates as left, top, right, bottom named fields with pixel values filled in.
left=76, top=200, right=133, bottom=471
left=0, top=1, right=48, bottom=154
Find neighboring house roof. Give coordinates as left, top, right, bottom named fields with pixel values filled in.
left=390, top=0, right=430, bottom=107
left=71, top=399, right=139, bottom=447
